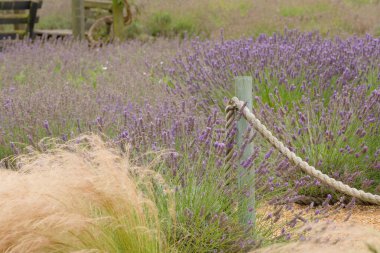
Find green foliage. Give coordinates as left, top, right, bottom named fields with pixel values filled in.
left=167, top=157, right=249, bottom=252
left=37, top=15, right=71, bottom=30
left=279, top=3, right=330, bottom=17
left=375, top=25, right=380, bottom=36
left=13, top=70, right=27, bottom=84
left=147, top=12, right=173, bottom=37
left=124, top=21, right=143, bottom=39
left=292, top=110, right=380, bottom=197
left=279, top=6, right=307, bottom=17
left=64, top=64, right=105, bottom=89
left=142, top=128, right=294, bottom=252
left=172, top=18, right=197, bottom=38
left=249, top=69, right=379, bottom=198
left=36, top=0, right=380, bottom=39
left=345, top=0, right=380, bottom=4
left=145, top=12, right=202, bottom=38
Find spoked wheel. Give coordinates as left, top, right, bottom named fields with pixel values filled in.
left=87, top=0, right=133, bottom=46
left=87, top=15, right=114, bottom=46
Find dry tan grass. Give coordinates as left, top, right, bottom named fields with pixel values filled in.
left=0, top=134, right=171, bottom=253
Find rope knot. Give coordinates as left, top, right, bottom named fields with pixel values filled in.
left=225, top=101, right=237, bottom=114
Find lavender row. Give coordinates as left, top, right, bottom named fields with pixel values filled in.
left=163, top=30, right=380, bottom=195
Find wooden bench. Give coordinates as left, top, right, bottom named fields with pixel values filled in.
left=33, top=1, right=112, bottom=41
left=0, top=0, right=43, bottom=39
left=34, top=29, right=72, bottom=39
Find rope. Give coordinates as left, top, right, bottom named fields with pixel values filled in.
left=225, top=104, right=236, bottom=170
left=226, top=97, right=380, bottom=205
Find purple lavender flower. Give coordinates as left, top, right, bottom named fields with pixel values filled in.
left=43, top=120, right=52, bottom=136
left=264, top=148, right=274, bottom=160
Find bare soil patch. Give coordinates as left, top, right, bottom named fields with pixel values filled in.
left=253, top=205, right=380, bottom=253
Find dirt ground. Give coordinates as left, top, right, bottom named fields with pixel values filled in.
left=253, top=205, right=380, bottom=253
left=332, top=205, right=380, bottom=231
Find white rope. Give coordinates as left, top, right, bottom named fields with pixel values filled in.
left=230, top=97, right=380, bottom=205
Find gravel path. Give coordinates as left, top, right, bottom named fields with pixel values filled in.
left=253, top=205, right=380, bottom=253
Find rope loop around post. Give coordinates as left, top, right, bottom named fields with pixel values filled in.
left=226, top=97, right=380, bottom=205
left=225, top=102, right=237, bottom=170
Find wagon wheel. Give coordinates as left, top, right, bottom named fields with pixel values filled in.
left=87, top=0, right=133, bottom=46
left=88, top=15, right=114, bottom=45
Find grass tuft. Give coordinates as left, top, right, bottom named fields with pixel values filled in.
left=0, top=134, right=172, bottom=253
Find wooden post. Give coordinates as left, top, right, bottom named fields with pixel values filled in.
left=72, top=0, right=85, bottom=39
left=235, top=76, right=255, bottom=228
left=112, top=0, right=125, bottom=41
left=28, top=1, right=39, bottom=39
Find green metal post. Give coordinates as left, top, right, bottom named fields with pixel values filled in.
left=235, top=76, right=255, bottom=228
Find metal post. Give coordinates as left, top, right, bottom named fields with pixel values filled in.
left=72, top=0, right=85, bottom=40
left=235, top=76, right=255, bottom=228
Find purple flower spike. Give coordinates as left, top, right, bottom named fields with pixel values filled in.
left=264, top=148, right=274, bottom=160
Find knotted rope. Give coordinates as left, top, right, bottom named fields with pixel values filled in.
left=226, top=97, right=380, bottom=205
left=225, top=104, right=236, bottom=170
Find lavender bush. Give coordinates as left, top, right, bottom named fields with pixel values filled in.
left=0, top=38, right=319, bottom=252
left=163, top=30, right=380, bottom=198
left=0, top=38, right=181, bottom=157
left=150, top=111, right=331, bottom=252
left=0, top=32, right=366, bottom=252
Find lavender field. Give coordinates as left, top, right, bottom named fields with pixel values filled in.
left=0, top=29, right=379, bottom=252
